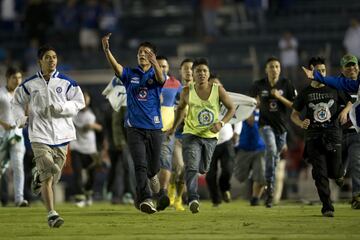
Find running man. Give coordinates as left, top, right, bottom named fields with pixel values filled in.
left=12, top=45, right=85, bottom=227
left=102, top=33, right=166, bottom=214
left=168, top=58, right=235, bottom=213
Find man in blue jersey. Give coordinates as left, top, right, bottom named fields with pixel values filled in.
left=102, top=33, right=166, bottom=214
left=303, top=54, right=360, bottom=209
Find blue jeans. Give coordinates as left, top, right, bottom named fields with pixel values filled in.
left=182, top=134, right=217, bottom=202
left=343, top=131, right=360, bottom=197
left=159, top=134, right=175, bottom=171
left=260, top=126, right=287, bottom=185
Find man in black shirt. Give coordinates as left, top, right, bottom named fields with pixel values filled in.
left=251, top=57, right=297, bottom=208
left=291, top=57, right=352, bottom=217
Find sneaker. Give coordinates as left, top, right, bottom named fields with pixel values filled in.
left=264, top=183, right=274, bottom=208
left=167, top=183, right=176, bottom=206
left=48, top=215, right=64, bottom=228
left=156, top=191, right=170, bottom=211
left=122, top=193, right=134, bottom=205
left=149, top=175, right=160, bottom=194
left=31, top=167, right=42, bottom=196
left=189, top=200, right=200, bottom=214
left=75, top=200, right=86, bottom=208
left=222, top=191, right=231, bottom=203
left=16, top=200, right=29, bottom=207
left=174, top=197, right=185, bottom=211
left=351, top=195, right=360, bottom=209
left=139, top=199, right=157, bottom=214
left=322, top=210, right=334, bottom=217
left=335, top=177, right=344, bottom=188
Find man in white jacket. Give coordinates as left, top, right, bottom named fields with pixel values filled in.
left=12, top=45, right=85, bottom=228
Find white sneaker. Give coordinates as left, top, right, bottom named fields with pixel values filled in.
left=189, top=200, right=200, bottom=214
left=75, top=200, right=86, bottom=208
left=139, top=199, right=157, bottom=214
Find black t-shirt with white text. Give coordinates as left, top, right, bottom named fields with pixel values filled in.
left=251, top=77, right=297, bottom=134
left=292, top=85, right=351, bottom=135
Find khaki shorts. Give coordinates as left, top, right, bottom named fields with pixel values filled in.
left=31, top=142, right=67, bottom=183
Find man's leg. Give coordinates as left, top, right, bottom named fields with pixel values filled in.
left=9, top=137, right=27, bottom=206
left=147, top=130, right=168, bottom=211
left=260, top=126, right=278, bottom=208
left=127, top=128, right=155, bottom=213
left=183, top=134, right=202, bottom=213
left=205, top=146, right=220, bottom=206
left=218, top=140, right=235, bottom=203
left=347, top=133, right=360, bottom=209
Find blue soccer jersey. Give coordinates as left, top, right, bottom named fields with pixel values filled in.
left=120, top=66, right=164, bottom=129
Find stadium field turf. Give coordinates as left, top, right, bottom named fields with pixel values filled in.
left=0, top=200, right=359, bottom=240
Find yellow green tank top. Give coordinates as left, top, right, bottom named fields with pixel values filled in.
left=183, top=82, right=220, bottom=138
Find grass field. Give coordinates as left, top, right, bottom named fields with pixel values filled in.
left=0, top=200, right=359, bottom=240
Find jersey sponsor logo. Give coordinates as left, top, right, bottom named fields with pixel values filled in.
left=154, top=116, right=160, bottom=124
left=56, top=87, right=62, bottom=93
left=269, top=99, right=278, bottom=112
left=131, top=77, right=140, bottom=84
left=197, top=109, right=214, bottom=126
left=309, top=100, right=334, bottom=122
left=261, top=90, right=269, bottom=97
left=137, top=87, right=148, bottom=101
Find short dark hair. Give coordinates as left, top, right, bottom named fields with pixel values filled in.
left=265, top=56, right=280, bottom=66
left=38, top=44, right=56, bottom=59
left=180, top=58, right=193, bottom=68
left=308, top=56, right=325, bottom=68
left=137, top=41, right=157, bottom=54
left=5, top=66, right=21, bottom=79
left=192, top=58, right=209, bottom=69
left=156, top=55, right=168, bottom=61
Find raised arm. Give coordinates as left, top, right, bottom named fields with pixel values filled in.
left=102, top=33, right=124, bottom=77
left=302, top=66, right=359, bottom=93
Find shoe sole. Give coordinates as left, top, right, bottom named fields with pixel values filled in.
left=49, top=218, right=64, bottom=228
left=140, top=203, right=157, bottom=214
left=157, top=195, right=170, bottom=211
left=190, top=201, right=199, bottom=214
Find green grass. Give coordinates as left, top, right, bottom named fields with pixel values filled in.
left=0, top=200, right=359, bottom=240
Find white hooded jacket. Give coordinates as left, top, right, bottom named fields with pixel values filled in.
left=11, top=70, right=85, bottom=145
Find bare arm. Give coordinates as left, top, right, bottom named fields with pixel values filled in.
left=339, top=101, right=352, bottom=125
left=102, top=33, right=123, bottom=77
left=167, top=87, right=189, bottom=135
left=211, top=85, right=235, bottom=133
left=290, top=109, right=310, bottom=129
left=84, top=122, right=103, bottom=132
left=271, top=89, right=293, bottom=109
